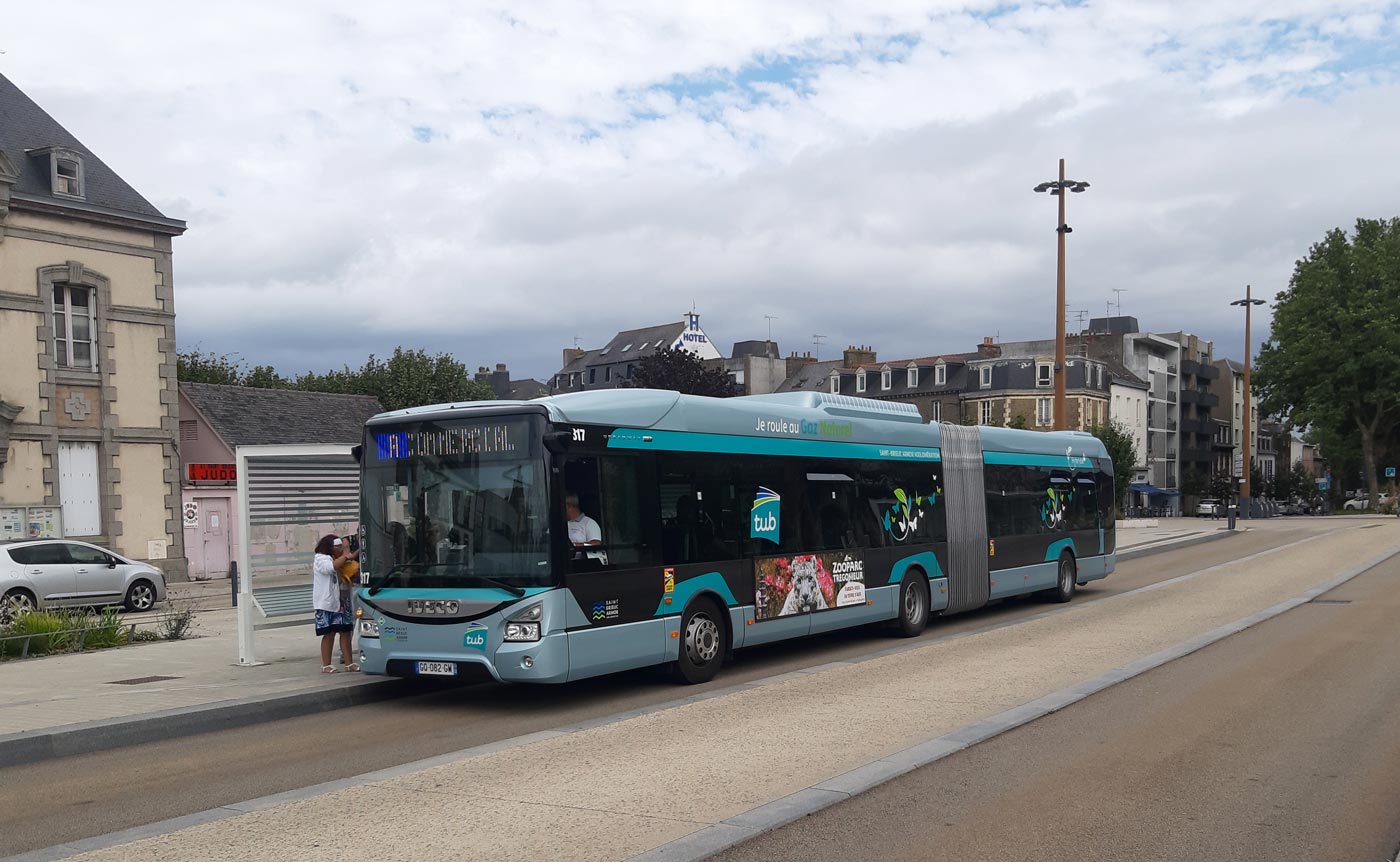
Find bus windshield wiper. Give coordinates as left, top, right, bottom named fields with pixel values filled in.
left=366, top=564, right=525, bottom=597
left=462, top=574, right=526, bottom=598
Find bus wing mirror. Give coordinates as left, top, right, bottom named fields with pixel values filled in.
left=351, top=444, right=364, bottom=465
left=543, top=431, right=572, bottom=455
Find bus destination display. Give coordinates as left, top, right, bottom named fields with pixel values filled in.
left=373, top=420, right=525, bottom=461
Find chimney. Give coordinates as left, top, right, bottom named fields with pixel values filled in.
left=491, top=363, right=511, bottom=399
left=843, top=344, right=877, bottom=368
left=562, top=347, right=585, bottom=367
left=785, top=351, right=817, bottom=377
left=977, top=337, right=1001, bottom=359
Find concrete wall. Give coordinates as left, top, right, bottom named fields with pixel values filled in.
left=113, top=443, right=172, bottom=561
left=0, top=313, right=44, bottom=416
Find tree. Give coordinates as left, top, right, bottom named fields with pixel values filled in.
left=177, top=348, right=244, bottom=385
left=1255, top=217, right=1400, bottom=510
left=1088, top=420, right=1137, bottom=517
left=632, top=347, right=736, bottom=397
left=1208, top=471, right=1234, bottom=501
left=177, top=345, right=492, bottom=411
left=1006, top=414, right=1028, bottom=430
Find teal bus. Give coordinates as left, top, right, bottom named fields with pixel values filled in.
left=353, top=390, right=1115, bottom=684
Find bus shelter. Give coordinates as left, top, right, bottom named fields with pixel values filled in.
left=235, top=443, right=359, bottom=666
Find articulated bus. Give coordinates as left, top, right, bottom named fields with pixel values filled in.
left=353, top=390, right=1115, bottom=684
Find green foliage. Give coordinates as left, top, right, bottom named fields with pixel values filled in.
left=1006, top=415, right=1028, bottom=430
left=177, top=348, right=244, bottom=385
left=158, top=607, right=196, bottom=641
left=632, top=347, right=736, bottom=397
left=83, top=608, right=130, bottom=649
left=178, top=346, right=493, bottom=412
left=1180, top=468, right=1208, bottom=499
left=1087, top=420, right=1137, bottom=515
left=1208, top=471, right=1235, bottom=500
left=1255, top=217, right=1400, bottom=508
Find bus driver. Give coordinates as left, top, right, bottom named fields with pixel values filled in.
left=565, top=493, right=607, bottom=563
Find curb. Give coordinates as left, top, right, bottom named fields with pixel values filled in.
left=0, top=677, right=405, bottom=769
left=1117, top=527, right=1236, bottom=562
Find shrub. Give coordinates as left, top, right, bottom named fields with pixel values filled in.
left=7, top=610, right=78, bottom=655
left=83, top=608, right=131, bottom=649
left=158, top=607, right=196, bottom=641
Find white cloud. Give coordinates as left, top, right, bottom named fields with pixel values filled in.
left=4, top=1, right=1399, bottom=378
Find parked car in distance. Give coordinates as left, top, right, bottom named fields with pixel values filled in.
left=0, top=539, right=166, bottom=620
left=1195, top=498, right=1223, bottom=518
left=1343, top=493, right=1392, bottom=511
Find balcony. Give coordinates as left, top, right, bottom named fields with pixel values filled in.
left=1166, top=419, right=1177, bottom=431
left=1166, top=363, right=1178, bottom=375
left=1167, top=391, right=1178, bottom=403
left=1181, top=446, right=1214, bottom=465
left=1179, top=389, right=1219, bottom=408
left=1180, top=359, right=1221, bottom=380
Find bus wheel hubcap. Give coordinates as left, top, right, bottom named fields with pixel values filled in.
left=905, top=585, right=922, bottom=623
left=686, top=615, right=719, bottom=664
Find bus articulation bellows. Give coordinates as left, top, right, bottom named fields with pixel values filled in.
left=354, top=389, right=1115, bottom=684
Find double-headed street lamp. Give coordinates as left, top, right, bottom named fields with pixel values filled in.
left=1231, top=285, right=1266, bottom=513
left=1034, top=159, right=1090, bottom=432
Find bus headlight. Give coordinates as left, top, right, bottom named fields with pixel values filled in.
left=359, top=618, right=380, bottom=638
left=504, top=603, right=542, bottom=642
left=504, top=621, right=541, bottom=642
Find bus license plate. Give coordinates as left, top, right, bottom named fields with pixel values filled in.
left=416, top=661, right=457, bottom=677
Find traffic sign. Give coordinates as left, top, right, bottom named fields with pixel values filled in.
left=1387, top=467, right=1397, bottom=478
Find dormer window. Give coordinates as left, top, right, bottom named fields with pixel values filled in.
left=979, top=365, right=992, bottom=388
left=907, top=364, right=918, bottom=388
left=856, top=370, right=867, bottom=393
left=30, top=147, right=86, bottom=199
left=935, top=363, right=947, bottom=386
left=880, top=366, right=892, bottom=391
left=829, top=373, right=840, bottom=394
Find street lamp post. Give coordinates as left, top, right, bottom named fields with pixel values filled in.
left=1034, top=160, right=1090, bottom=432
left=1231, top=285, right=1266, bottom=516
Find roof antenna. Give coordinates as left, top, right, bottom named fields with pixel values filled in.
left=812, top=334, right=827, bottom=361
left=764, top=315, right=778, bottom=342
left=1113, top=288, right=1127, bottom=316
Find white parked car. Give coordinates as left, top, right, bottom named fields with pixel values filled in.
left=1194, top=498, right=1223, bottom=518
left=0, top=539, right=166, bottom=620
left=1343, top=494, right=1391, bottom=511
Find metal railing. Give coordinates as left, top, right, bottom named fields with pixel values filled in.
left=0, top=623, right=139, bottom=660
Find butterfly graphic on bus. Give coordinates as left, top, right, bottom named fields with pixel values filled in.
left=881, top=487, right=940, bottom=543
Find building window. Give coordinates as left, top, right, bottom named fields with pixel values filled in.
left=1037, top=397, right=1052, bottom=426
left=856, top=370, right=866, bottom=393
left=935, top=364, right=946, bottom=386
left=51, top=284, right=97, bottom=370
left=979, top=401, right=993, bottom=425
left=881, top=368, right=892, bottom=391
left=1036, top=362, right=1052, bottom=388
left=830, top=374, right=840, bottom=394
left=907, top=366, right=918, bottom=388
left=1094, top=365, right=1103, bottom=388
left=979, top=365, right=992, bottom=389
left=589, top=368, right=596, bottom=384
left=930, top=401, right=941, bottom=422
left=604, top=367, right=612, bottom=382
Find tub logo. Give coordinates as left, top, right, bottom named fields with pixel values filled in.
left=751, top=487, right=780, bottom=544
left=463, top=623, right=488, bottom=652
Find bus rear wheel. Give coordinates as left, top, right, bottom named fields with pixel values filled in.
left=673, top=598, right=726, bottom=685
left=895, top=572, right=929, bottom=637
left=1049, top=554, right=1077, bottom=603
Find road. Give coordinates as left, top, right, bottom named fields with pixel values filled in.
left=0, top=523, right=1352, bottom=857
left=715, top=543, right=1400, bottom=862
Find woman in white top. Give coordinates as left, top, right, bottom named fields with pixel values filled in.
left=312, top=535, right=357, bottom=672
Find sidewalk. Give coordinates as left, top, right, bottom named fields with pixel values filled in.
left=30, top=520, right=1397, bottom=862
left=0, top=522, right=1232, bottom=765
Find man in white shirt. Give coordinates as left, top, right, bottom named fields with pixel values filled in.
left=565, top=493, right=606, bottom=563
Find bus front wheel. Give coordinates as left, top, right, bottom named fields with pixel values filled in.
left=673, top=598, right=726, bottom=685
left=895, top=572, right=929, bottom=637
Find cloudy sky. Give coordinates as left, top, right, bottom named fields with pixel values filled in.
left=5, top=2, right=1399, bottom=380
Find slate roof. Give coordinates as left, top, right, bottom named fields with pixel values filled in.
left=507, top=378, right=549, bottom=400
left=600, top=322, right=685, bottom=356
left=775, top=360, right=843, bottom=392
left=180, top=383, right=383, bottom=447
left=0, top=72, right=183, bottom=229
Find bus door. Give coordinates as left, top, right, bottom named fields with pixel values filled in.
left=560, top=454, right=666, bottom=679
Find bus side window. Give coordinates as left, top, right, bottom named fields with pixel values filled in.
left=659, top=454, right=741, bottom=565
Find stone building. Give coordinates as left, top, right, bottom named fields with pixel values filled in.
left=0, top=73, right=188, bottom=575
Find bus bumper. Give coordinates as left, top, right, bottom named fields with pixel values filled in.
left=358, top=621, right=570, bottom=684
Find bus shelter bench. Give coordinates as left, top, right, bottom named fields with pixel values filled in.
left=250, top=584, right=317, bottom=630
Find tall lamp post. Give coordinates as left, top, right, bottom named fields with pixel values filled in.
left=1034, top=160, right=1090, bottom=431
left=1231, top=285, right=1265, bottom=515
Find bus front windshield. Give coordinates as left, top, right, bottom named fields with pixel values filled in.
left=361, top=415, right=554, bottom=590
